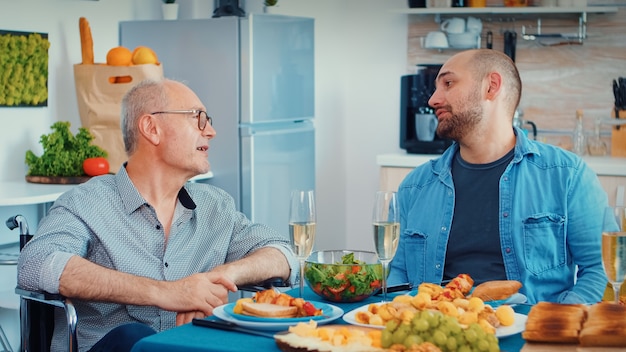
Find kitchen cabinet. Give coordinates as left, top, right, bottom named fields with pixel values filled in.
left=377, top=154, right=626, bottom=206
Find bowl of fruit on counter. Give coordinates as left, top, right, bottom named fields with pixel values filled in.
left=304, top=250, right=383, bottom=303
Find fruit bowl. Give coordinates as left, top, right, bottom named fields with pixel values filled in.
left=304, top=250, right=383, bottom=303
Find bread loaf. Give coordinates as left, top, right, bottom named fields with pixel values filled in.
left=78, top=17, right=94, bottom=65
left=470, top=280, right=522, bottom=301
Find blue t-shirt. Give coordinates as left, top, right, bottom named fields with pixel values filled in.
left=443, top=148, right=514, bottom=284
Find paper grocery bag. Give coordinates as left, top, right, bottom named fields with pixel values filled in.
left=73, top=63, right=164, bottom=172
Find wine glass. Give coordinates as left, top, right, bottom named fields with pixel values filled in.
left=601, top=206, right=626, bottom=304
left=289, top=190, right=316, bottom=298
left=372, top=191, right=400, bottom=302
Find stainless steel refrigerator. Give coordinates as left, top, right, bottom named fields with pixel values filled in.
left=119, top=14, right=315, bottom=238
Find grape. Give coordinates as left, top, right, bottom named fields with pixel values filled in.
left=446, top=336, right=458, bottom=350
left=386, top=319, right=400, bottom=332
left=392, top=324, right=410, bottom=344
left=404, top=334, right=424, bottom=348
left=477, top=339, right=490, bottom=351
left=458, top=346, right=472, bottom=352
left=465, top=328, right=478, bottom=343
left=432, top=330, right=447, bottom=346
left=381, top=329, right=393, bottom=348
left=412, top=318, right=430, bottom=332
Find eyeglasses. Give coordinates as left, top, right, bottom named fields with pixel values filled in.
left=151, top=110, right=213, bottom=130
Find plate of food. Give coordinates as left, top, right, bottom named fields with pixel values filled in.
left=343, top=303, right=528, bottom=338
left=213, top=303, right=344, bottom=331
left=223, top=300, right=336, bottom=323
left=342, top=303, right=385, bottom=329
left=275, top=322, right=388, bottom=352
left=496, top=313, right=527, bottom=338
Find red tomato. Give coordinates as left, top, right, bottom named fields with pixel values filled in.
left=83, top=157, right=110, bottom=176
left=327, top=283, right=349, bottom=294
left=302, top=302, right=317, bottom=316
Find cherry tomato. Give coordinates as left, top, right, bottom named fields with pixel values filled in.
left=83, top=157, right=110, bottom=176
left=327, top=283, right=349, bottom=294
left=302, top=302, right=317, bottom=316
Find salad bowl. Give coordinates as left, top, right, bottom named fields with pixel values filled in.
left=304, top=250, right=383, bottom=303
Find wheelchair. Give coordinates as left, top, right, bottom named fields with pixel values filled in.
left=6, top=215, right=287, bottom=352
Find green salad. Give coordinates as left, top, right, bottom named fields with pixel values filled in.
left=304, top=252, right=383, bottom=302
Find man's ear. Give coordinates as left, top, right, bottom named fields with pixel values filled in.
left=138, top=113, right=161, bottom=146
left=485, top=71, right=502, bottom=101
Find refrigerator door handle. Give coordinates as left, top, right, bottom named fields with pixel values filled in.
left=240, top=121, right=314, bottom=137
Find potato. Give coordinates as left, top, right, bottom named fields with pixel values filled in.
left=495, top=305, right=516, bottom=326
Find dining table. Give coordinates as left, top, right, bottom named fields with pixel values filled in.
left=129, top=286, right=530, bottom=352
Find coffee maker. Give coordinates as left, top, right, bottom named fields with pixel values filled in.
left=400, top=64, right=453, bottom=154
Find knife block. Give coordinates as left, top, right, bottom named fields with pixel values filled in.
left=611, top=109, right=626, bottom=157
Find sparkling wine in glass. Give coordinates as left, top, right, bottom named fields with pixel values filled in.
left=372, top=191, right=400, bottom=302
left=289, top=190, right=316, bottom=298
left=601, top=206, right=626, bottom=304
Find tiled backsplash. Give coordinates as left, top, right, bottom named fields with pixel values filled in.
left=406, top=8, right=626, bottom=139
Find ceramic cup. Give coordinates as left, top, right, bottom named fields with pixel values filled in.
left=424, top=31, right=449, bottom=48
left=415, top=113, right=438, bottom=142
left=447, top=32, right=479, bottom=48
left=466, top=17, right=483, bottom=33
left=440, top=17, right=466, bottom=34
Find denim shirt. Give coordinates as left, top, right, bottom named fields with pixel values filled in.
left=388, top=127, right=608, bottom=304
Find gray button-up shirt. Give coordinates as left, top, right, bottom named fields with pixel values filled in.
left=18, top=166, right=297, bottom=352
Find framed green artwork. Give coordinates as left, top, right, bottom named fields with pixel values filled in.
left=0, top=30, right=49, bottom=107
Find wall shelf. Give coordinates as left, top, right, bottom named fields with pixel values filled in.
left=392, top=6, right=619, bottom=15
left=396, top=6, right=619, bottom=42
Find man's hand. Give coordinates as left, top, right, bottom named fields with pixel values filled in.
left=176, top=311, right=206, bottom=326
left=158, top=272, right=238, bottom=317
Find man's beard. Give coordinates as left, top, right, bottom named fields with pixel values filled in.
left=436, top=89, right=482, bottom=141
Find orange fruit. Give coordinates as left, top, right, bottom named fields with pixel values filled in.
left=132, top=46, right=159, bottom=65
left=106, top=46, right=133, bottom=66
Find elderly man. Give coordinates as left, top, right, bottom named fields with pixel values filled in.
left=18, top=79, right=297, bottom=352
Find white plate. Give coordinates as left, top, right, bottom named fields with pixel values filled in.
left=342, top=303, right=385, bottom=329
left=212, top=303, right=344, bottom=331
left=496, top=313, right=527, bottom=338
left=343, top=303, right=527, bottom=338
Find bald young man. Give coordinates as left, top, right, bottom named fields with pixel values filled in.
left=388, top=49, right=608, bottom=304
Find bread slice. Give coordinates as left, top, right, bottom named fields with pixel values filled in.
left=579, top=302, right=626, bottom=347
left=522, top=302, right=587, bottom=344
left=471, top=280, right=522, bottom=301
left=241, top=302, right=298, bottom=318
left=522, top=329, right=580, bottom=344
left=527, top=302, right=587, bottom=324
left=580, top=325, right=626, bottom=347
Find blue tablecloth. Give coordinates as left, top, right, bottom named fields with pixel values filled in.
left=130, top=287, right=528, bottom=352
